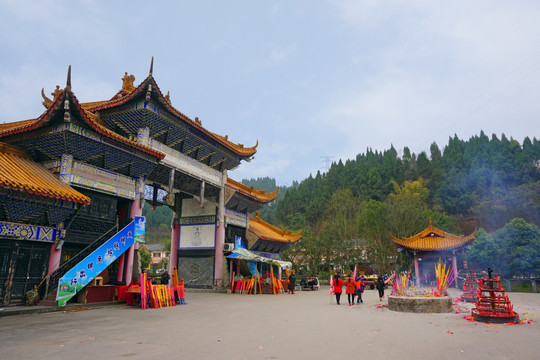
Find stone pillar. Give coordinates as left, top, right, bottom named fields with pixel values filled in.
left=125, top=199, right=142, bottom=285
left=214, top=221, right=225, bottom=288
left=116, top=253, right=125, bottom=283
left=169, top=215, right=179, bottom=276
left=214, top=175, right=226, bottom=288
left=48, top=243, right=62, bottom=274
left=414, top=252, right=420, bottom=287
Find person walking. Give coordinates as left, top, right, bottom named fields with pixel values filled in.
left=333, top=273, right=344, bottom=305
left=288, top=270, right=296, bottom=294
left=376, top=275, right=386, bottom=301
left=345, top=273, right=356, bottom=306
left=355, top=275, right=365, bottom=304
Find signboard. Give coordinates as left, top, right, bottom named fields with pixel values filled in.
left=179, top=224, right=216, bottom=249
left=56, top=217, right=143, bottom=306
left=225, top=208, right=248, bottom=228
left=134, top=216, right=146, bottom=243
left=235, top=235, right=245, bottom=249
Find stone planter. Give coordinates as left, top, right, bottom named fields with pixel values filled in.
left=388, top=295, right=453, bottom=313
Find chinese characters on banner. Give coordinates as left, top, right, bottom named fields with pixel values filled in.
left=56, top=217, right=145, bottom=306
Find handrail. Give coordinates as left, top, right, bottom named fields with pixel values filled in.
left=41, top=223, right=120, bottom=299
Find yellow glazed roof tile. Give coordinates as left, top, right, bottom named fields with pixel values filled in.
left=0, top=142, right=90, bottom=204
left=391, top=219, right=475, bottom=251
left=248, top=212, right=302, bottom=243
left=0, top=88, right=165, bottom=160
left=226, top=178, right=278, bottom=202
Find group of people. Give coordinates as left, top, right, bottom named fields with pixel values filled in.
left=332, top=272, right=388, bottom=305
left=287, top=271, right=320, bottom=293
left=300, top=276, right=319, bottom=290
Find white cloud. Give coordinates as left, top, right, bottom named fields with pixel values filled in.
left=1, top=1, right=539, bottom=186
left=322, top=0, right=540, bottom=160
left=265, top=43, right=298, bottom=66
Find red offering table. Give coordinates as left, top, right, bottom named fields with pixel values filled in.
left=115, top=285, right=129, bottom=301
left=126, top=286, right=141, bottom=306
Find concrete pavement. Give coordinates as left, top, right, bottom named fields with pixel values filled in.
left=1, top=287, right=539, bottom=360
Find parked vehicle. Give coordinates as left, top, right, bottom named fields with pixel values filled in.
left=364, top=275, right=378, bottom=290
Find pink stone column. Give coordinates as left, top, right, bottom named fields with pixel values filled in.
left=168, top=218, right=179, bottom=276
left=414, top=254, right=420, bottom=287
left=116, top=253, right=125, bottom=283
left=48, top=243, right=62, bottom=274
left=125, top=199, right=142, bottom=284
left=214, top=181, right=226, bottom=288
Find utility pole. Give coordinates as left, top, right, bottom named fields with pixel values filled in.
left=321, top=156, right=334, bottom=172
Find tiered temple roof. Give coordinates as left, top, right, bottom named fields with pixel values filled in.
left=247, top=212, right=302, bottom=253
left=0, top=142, right=90, bottom=204
left=225, top=178, right=278, bottom=214
left=79, top=63, right=257, bottom=170
left=0, top=71, right=165, bottom=179
left=391, top=219, right=475, bottom=252
left=0, top=85, right=164, bottom=160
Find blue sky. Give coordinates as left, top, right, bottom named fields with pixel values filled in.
left=1, top=1, right=539, bottom=187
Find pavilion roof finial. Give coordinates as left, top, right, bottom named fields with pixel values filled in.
left=149, top=56, right=154, bottom=76
left=66, top=65, right=72, bottom=90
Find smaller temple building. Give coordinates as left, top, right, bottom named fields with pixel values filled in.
left=227, top=211, right=301, bottom=289
left=391, top=220, right=475, bottom=287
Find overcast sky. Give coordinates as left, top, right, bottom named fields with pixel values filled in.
left=1, top=1, right=539, bottom=187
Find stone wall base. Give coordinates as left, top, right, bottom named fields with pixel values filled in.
left=388, top=295, right=453, bottom=313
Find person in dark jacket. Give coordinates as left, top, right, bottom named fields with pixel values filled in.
left=288, top=270, right=296, bottom=294
left=161, top=271, right=170, bottom=285
left=376, top=276, right=385, bottom=301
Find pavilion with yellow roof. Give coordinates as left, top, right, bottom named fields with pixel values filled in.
left=391, top=219, right=475, bottom=287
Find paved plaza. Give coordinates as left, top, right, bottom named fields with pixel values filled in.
left=1, top=287, right=539, bottom=360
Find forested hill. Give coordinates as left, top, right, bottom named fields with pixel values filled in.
left=274, top=132, right=540, bottom=234
left=241, top=177, right=295, bottom=223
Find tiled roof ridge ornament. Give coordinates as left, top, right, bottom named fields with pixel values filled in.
left=65, top=65, right=71, bottom=91
left=122, top=72, right=136, bottom=92
left=63, top=65, right=72, bottom=122
left=144, top=57, right=154, bottom=101
left=194, top=117, right=202, bottom=126
left=165, top=91, right=170, bottom=104
left=41, top=85, right=63, bottom=109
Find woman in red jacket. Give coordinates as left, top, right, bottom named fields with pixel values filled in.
left=345, top=273, right=356, bottom=306
left=333, top=273, right=344, bottom=305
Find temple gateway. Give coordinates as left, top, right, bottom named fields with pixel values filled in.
left=0, top=61, right=299, bottom=306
